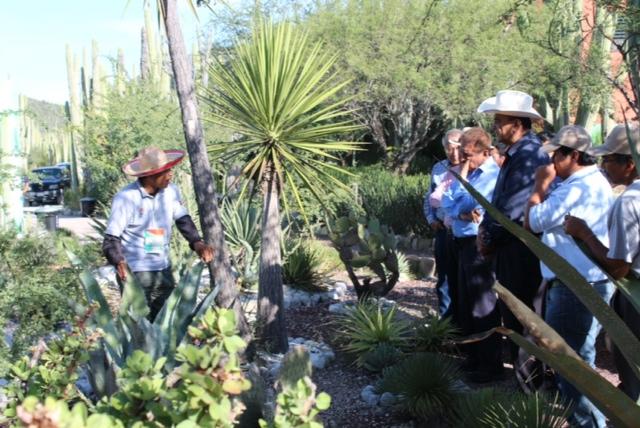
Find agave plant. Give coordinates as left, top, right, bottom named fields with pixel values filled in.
left=452, top=388, right=569, bottom=428
left=336, top=300, right=411, bottom=366
left=282, top=240, right=329, bottom=292
left=378, top=352, right=462, bottom=421
left=203, top=20, right=362, bottom=352
left=413, top=314, right=459, bottom=353
left=361, top=342, right=402, bottom=373
left=220, top=198, right=261, bottom=289
left=66, top=250, right=219, bottom=398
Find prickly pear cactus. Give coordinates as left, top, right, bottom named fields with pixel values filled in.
left=329, top=214, right=399, bottom=299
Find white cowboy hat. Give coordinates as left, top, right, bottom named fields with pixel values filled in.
left=122, top=146, right=185, bottom=177
left=477, top=90, right=542, bottom=120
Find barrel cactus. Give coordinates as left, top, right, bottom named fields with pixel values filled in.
left=328, top=214, right=399, bottom=299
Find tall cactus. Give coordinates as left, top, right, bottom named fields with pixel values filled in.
left=65, top=44, right=82, bottom=190
left=329, top=214, right=400, bottom=300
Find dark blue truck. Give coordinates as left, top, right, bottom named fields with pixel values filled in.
left=24, top=166, right=70, bottom=206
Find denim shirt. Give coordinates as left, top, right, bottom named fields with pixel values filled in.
left=480, top=131, right=550, bottom=246
left=441, top=157, right=500, bottom=238
left=423, top=159, right=450, bottom=224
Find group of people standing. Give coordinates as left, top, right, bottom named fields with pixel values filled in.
left=424, top=90, right=640, bottom=427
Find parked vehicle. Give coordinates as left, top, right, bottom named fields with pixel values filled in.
left=24, top=166, right=70, bottom=206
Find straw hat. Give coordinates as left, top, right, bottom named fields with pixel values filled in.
left=477, top=90, right=543, bottom=120
left=542, top=125, right=592, bottom=153
left=122, top=146, right=185, bottom=177
left=588, top=124, right=640, bottom=156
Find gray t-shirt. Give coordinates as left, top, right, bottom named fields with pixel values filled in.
left=608, top=180, right=640, bottom=278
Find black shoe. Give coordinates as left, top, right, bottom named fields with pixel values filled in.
left=467, top=368, right=504, bottom=384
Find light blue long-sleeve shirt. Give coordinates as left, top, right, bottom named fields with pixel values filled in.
left=529, top=165, right=613, bottom=281
left=441, top=157, right=500, bottom=238
left=423, top=159, right=451, bottom=224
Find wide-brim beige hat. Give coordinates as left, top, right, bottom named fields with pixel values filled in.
left=122, top=146, right=185, bottom=177
left=477, top=90, right=543, bottom=120
left=542, top=125, right=592, bottom=153
left=588, top=123, right=640, bottom=156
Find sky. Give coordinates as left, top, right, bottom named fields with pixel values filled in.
left=0, top=1, right=206, bottom=106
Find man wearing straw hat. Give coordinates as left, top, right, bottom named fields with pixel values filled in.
left=102, top=146, right=213, bottom=321
left=476, top=90, right=550, bottom=361
left=564, top=123, right=640, bottom=403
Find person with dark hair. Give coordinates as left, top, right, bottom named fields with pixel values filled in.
left=102, top=147, right=214, bottom=321
left=441, top=128, right=502, bottom=382
left=424, top=129, right=462, bottom=317
left=476, top=90, right=550, bottom=363
left=525, top=125, right=614, bottom=428
left=564, top=123, right=640, bottom=404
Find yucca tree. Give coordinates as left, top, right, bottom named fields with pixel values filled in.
left=203, top=21, right=362, bottom=352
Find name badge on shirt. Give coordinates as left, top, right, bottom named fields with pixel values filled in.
left=144, top=228, right=166, bottom=254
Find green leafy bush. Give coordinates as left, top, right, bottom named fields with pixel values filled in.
left=355, top=165, right=429, bottom=236
left=378, top=352, right=462, bottom=420
left=0, top=231, right=83, bottom=375
left=336, top=300, right=411, bottom=366
left=413, top=314, right=459, bottom=353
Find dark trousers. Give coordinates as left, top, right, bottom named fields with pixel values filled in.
left=434, top=227, right=452, bottom=317
left=495, top=238, right=542, bottom=361
left=612, top=290, right=640, bottom=401
left=455, top=236, right=502, bottom=372
left=117, top=267, right=175, bottom=322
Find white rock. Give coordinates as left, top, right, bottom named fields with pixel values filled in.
left=379, top=392, right=397, bottom=407
left=360, top=385, right=379, bottom=406
left=328, top=303, right=347, bottom=314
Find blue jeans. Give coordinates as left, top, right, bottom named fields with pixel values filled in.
left=545, top=280, right=614, bottom=428
left=433, top=228, right=451, bottom=316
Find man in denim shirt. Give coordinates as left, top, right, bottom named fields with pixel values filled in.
left=441, top=128, right=501, bottom=382
left=477, top=90, right=550, bottom=362
left=424, top=129, right=462, bottom=317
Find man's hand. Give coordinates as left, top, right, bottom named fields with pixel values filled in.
left=476, top=227, right=494, bottom=257
left=460, top=159, right=470, bottom=180
left=430, top=220, right=444, bottom=232
left=533, top=164, right=556, bottom=193
left=470, top=208, right=482, bottom=224
left=194, top=241, right=214, bottom=263
left=116, top=261, right=128, bottom=281
left=563, top=215, right=592, bottom=241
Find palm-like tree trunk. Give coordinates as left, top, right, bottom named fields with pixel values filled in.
left=161, top=0, right=249, bottom=339
left=258, top=166, right=288, bottom=353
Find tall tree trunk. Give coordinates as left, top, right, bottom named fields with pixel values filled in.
left=161, top=0, right=249, bottom=339
left=258, top=169, right=288, bottom=353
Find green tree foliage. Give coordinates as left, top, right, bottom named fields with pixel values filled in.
left=81, top=81, right=184, bottom=205
left=303, top=0, right=549, bottom=173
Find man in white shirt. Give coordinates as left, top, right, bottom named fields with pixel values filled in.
left=564, top=123, right=640, bottom=403
left=525, top=125, right=614, bottom=428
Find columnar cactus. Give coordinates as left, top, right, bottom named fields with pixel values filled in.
left=329, top=214, right=399, bottom=300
